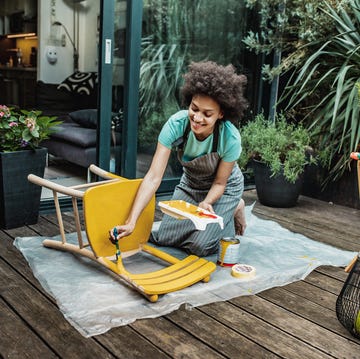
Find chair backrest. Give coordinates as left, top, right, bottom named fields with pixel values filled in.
left=83, top=178, right=155, bottom=257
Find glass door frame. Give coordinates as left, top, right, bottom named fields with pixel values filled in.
left=120, top=0, right=142, bottom=179
left=97, top=0, right=142, bottom=178
left=97, top=0, right=114, bottom=171
left=100, top=0, right=179, bottom=195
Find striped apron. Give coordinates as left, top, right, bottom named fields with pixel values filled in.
left=153, top=123, right=244, bottom=256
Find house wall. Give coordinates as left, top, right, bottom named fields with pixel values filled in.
left=38, top=0, right=99, bottom=83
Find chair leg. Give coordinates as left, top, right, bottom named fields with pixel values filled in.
left=87, top=167, right=92, bottom=183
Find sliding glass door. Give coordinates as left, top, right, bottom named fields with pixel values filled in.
left=98, top=0, right=141, bottom=178
left=100, top=0, right=260, bottom=194
left=137, top=0, right=256, bottom=193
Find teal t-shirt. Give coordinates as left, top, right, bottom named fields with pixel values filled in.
left=158, top=110, right=241, bottom=162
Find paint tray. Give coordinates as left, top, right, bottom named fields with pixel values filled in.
left=158, top=200, right=224, bottom=231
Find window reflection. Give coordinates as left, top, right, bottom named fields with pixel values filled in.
left=138, top=0, right=251, bottom=178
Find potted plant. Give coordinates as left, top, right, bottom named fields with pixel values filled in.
left=243, top=0, right=360, bottom=187
left=0, top=105, right=61, bottom=229
left=239, top=112, right=316, bottom=207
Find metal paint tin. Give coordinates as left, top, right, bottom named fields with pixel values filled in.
left=217, top=237, right=241, bottom=266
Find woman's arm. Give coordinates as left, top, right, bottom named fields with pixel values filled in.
left=198, top=160, right=235, bottom=213
left=111, top=142, right=171, bottom=239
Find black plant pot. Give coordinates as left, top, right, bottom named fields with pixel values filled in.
left=253, top=160, right=304, bottom=208
left=0, top=148, right=47, bottom=229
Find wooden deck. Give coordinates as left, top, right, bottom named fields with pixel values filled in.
left=1, top=190, right=359, bottom=358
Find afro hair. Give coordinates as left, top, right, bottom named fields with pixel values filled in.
left=181, top=61, right=248, bottom=124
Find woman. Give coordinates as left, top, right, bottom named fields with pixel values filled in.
left=110, top=61, right=248, bottom=256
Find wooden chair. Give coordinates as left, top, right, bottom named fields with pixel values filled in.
left=28, top=165, right=216, bottom=302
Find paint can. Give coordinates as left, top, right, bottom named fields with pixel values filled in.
left=217, top=237, right=241, bottom=266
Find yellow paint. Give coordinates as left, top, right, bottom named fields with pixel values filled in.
left=299, top=255, right=317, bottom=260
left=218, top=238, right=240, bottom=266
left=355, top=310, right=360, bottom=334
left=218, top=240, right=232, bottom=266
left=83, top=179, right=155, bottom=257
left=159, top=200, right=224, bottom=230
left=160, top=200, right=214, bottom=218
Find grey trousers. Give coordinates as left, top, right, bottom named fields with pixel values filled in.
left=152, top=170, right=244, bottom=256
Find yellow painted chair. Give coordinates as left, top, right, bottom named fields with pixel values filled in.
left=28, top=165, right=216, bottom=302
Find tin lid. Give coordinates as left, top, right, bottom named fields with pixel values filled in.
left=221, top=237, right=240, bottom=244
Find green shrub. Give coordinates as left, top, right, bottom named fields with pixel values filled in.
left=239, top=113, right=316, bottom=183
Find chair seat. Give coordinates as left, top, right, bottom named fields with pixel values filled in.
left=128, top=256, right=216, bottom=295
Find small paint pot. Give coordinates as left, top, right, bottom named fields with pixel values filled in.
left=217, top=237, right=240, bottom=267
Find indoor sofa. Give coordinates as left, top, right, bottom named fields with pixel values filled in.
left=35, top=73, right=121, bottom=168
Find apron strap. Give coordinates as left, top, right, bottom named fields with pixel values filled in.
left=212, top=121, right=219, bottom=152
left=171, top=120, right=191, bottom=149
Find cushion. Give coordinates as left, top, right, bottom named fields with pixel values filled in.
left=36, top=81, right=98, bottom=116
left=69, top=109, right=98, bottom=129
left=57, top=72, right=98, bottom=95
left=50, top=126, right=97, bottom=147
left=36, top=81, right=78, bottom=113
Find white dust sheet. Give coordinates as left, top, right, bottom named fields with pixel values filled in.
left=14, top=205, right=356, bottom=337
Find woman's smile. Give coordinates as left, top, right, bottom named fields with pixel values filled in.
left=191, top=114, right=206, bottom=131
left=191, top=121, right=202, bottom=131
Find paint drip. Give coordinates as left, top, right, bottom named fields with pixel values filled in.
left=217, top=237, right=241, bottom=266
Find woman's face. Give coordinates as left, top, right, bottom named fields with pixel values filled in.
left=188, top=94, right=223, bottom=140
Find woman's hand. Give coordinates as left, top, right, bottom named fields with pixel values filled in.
left=198, top=201, right=215, bottom=213
left=200, top=161, right=235, bottom=214
left=109, top=223, right=135, bottom=243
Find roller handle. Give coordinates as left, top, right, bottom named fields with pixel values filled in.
left=345, top=255, right=359, bottom=273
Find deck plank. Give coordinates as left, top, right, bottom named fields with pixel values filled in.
left=231, top=295, right=359, bottom=359
left=0, top=191, right=359, bottom=358
left=0, top=298, right=57, bottom=358
left=259, top=285, right=356, bottom=342
left=304, top=269, right=345, bottom=295
left=200, top=300, right=333, bottom=359
left=130, top=316, right=226, bottom=359
left=92, top=325, right=172, bottom=359
left=166, top=305, right=281, bottom=359
left=0, top=258, right=114, bottom=358
left=246, top=191, right=360, bottom=250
